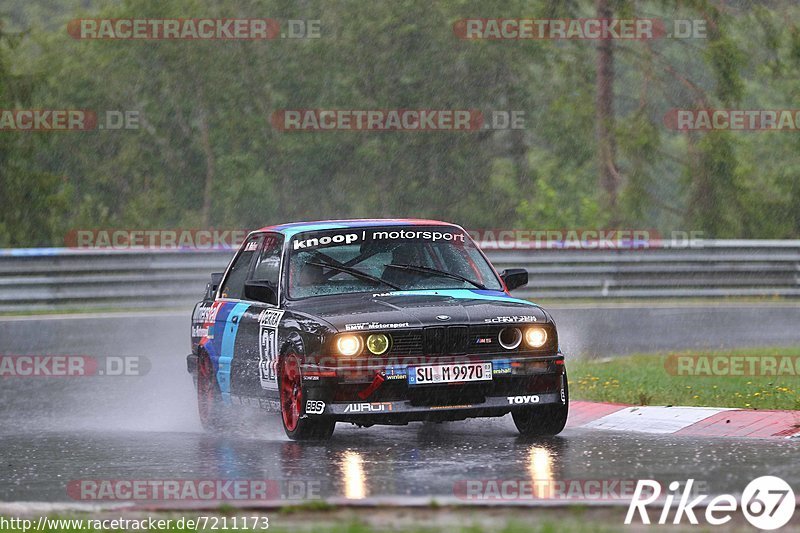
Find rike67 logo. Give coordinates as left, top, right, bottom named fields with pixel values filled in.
left=626, top=477, right=795, bottom=530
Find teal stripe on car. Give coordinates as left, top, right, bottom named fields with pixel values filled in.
left=217, top=302, right=250, bottom=401
left=379, top=289, right=536, bottom=306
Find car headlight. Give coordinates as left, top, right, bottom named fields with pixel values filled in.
left=366, top=333, right=391, bottom=355
left=498, top=327, right=522, bottom=350
left=336, top=334, right=363, bottom=356
left=524, top=326, right=548, bottom=348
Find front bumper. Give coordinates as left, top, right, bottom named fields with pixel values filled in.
left=317, top=390, right=563, bottom=424
left=301, top=354, right=567, bottom=424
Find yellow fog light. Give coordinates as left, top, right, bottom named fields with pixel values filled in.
left=336, top=334, right=363, bottom=356
left=524, top=327, right=548, bottom=348
left=498, top=327, right=523, bottom=350
left=366, top=333, right=391, bottom=355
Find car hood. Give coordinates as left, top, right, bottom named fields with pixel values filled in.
left=286, top=289, right=549, bottom=332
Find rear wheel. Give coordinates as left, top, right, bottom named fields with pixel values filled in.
left=512, top=376, right=569, bottom=436
left=197, top=352, right=229, bottom=431
left=279, top=353, right=335, bottom=440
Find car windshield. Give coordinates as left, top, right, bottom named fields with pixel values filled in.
left=287, top=226, right=502, bottom=298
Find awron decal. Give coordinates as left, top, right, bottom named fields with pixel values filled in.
left=343, top=402, right=393, bottom=413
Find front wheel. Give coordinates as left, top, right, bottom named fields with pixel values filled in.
left=512, top=377, right=569, bottom=436
left=279, top=353, right=335, bottom=441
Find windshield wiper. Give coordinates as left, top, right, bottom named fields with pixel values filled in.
left=304, top=260, right=400, bottom=290
left=384, top=264, right=487, bottom=290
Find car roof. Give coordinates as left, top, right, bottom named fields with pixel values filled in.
left=257, top=218, right=463, bottom=238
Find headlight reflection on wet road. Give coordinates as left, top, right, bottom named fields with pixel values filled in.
left=340, top=450, right=367, bottom=499
left=528, top=446, right=555, bottom=499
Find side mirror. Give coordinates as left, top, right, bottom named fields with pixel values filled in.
left=205, top=272, right=224, bottom=300
left=500, top=268, right=528, bottom=291
left=244, top=281, right=278, bottom=305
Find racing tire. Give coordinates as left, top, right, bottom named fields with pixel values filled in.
left=279, top=353, right=335, bottom=441
left=512, top=376, right=569, bottom=436
left=196, top=351, right=230, bottom=432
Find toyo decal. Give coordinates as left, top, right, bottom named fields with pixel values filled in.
left=507, top=395, right=540, bottom=405
left=258, top=309, right=285, bottom=390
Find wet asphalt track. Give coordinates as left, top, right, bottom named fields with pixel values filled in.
left=0, top=303, right=798, bottom=503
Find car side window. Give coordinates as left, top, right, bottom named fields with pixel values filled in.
left=220, top=236, right=261, bottom=300
left=252, top=234, right=284, bottom=287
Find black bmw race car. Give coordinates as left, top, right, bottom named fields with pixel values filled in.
left=187, top=219, right=568, bottom=440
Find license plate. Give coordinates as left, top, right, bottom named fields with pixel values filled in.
left=407, top=362, right=493, bottom=386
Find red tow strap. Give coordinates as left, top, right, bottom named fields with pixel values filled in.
left=358, top=371, right=386, bottom=399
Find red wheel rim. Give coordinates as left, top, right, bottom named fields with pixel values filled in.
left=197, top=355, right=215, bottom=424
left=280, top=354, right=302, bottom=432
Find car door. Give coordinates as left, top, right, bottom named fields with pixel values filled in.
left=229, top=232, right=285, bottom=400
left=204, top=234, right=263, bottom=403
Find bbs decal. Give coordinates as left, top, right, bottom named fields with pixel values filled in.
left=258, top=309, right=285, bottom=390
left=305, top=400, right=325, bottom=415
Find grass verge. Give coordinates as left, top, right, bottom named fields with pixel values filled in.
left=569, top=347, right=800, bottom=410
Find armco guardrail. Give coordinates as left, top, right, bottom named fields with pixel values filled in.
left=0, top=241, right=798, bottom=311
left=489, top=240, right=800, bottom=300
